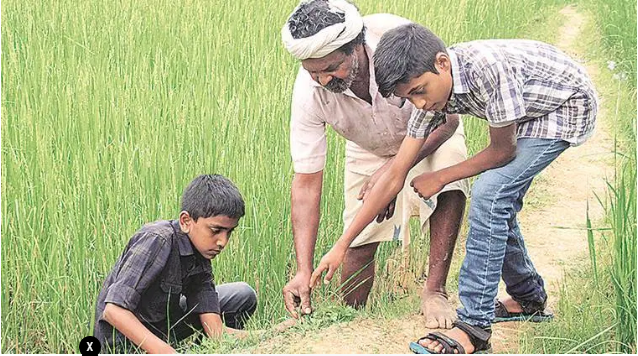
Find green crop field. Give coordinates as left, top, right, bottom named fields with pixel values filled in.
left=2, top=0, right=634, bottom=353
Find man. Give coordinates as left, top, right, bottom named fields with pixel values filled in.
left=280, top=0, right=470, bottom=329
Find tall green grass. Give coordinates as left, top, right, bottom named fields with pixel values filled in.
left=590, top=0, right=637, bottom=85
left=592, top=0, right=637, bottom=349
left=2, top=0, right=571, bottom=352
left=519, top=2, right=636, bottom=352
left=607, top=150, right=637, bottom=353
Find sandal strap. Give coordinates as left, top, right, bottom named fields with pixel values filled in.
left=452, top=321, right=491, bottom=351
left=494, top=299, right=512, bottom=318
left=511, top=296, right=548, bottom=314
left=417, top=332, right=466, bottom=354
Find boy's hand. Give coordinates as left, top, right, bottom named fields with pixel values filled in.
left=310, top=245, right=347, bottom=288
left=283, top=272, right=313, bottom=319
left=410, top=172, right=445, bottom=200
left=200, top=313, right=224, bottom=338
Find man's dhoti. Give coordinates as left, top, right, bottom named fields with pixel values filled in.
left=344, top=125, right=470, bottom=248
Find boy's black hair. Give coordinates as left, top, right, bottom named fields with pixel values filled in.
left=286, top=0, right=366, bottom=55
left=374, top=23, right=447, bottom=97
left=181, top=174, right=245, bottom=220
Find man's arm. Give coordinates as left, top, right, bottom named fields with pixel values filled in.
left=103, top=303, right=177, bottom=354
left=283, top=170, right=323, bottom=318
left=412, top=114, right=459, bottom=165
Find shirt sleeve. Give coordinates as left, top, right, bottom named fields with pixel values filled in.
left=406, top=109, right=447, bottom=139
left=477, top=56, right=527, bottom=127
left=182, top=268, right=220, bottom=315
left=289, top=72, right=327, bottom=174
left=103, top=232, right=171, bottom=311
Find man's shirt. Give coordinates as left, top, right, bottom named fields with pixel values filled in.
left=408, top=40, right=597, bottom=146
left=289, top=13, right=465, bottom=175
left=93, top=220, right=219, bottom=348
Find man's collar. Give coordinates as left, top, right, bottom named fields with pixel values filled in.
left=448, top=48, right=469, bottom=94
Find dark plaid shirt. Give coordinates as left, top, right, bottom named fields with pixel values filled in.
left=93, top=220, right=219, bottom=349
left=408, top=40, right=598, bottom=146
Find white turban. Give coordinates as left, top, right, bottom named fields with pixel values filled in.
left=282, top=0, right=364, bottom=60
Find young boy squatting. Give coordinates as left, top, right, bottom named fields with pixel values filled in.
left=93, top=175, right=257, bottom=353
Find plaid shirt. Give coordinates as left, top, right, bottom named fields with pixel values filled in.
left=93, top=220, right=219, bottom=349
left=407, top=40, right=598, bottom=146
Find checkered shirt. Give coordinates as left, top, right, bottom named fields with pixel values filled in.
left=407, top=40, right=598, bottom=146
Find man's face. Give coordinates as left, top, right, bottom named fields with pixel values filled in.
left=179, top=213, right=239, bottom=260
left=302, top=49, right=359, bottom=93
left=394, top=53, right=453, bottom=111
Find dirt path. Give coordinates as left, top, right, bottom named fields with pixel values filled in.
left=250, top=6, right=615, bottom=354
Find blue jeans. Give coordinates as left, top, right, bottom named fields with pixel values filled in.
left=457, top=138, right=570, bottom=328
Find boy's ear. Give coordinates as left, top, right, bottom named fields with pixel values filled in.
left=435, top=52, right=451, bottom=72
left=179, top=211, right=192, bottom=234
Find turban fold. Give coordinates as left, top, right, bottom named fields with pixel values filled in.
left=282, top=0, right=363, bottom=60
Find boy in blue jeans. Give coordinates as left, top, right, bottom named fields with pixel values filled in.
left=309, top=23, right=597, bottom=354
left=94, top=175, right=257, bottom=353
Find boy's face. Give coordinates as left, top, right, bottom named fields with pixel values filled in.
left=394, top=52, right=453, bottom=111
left=179, top=212, right=239, bottom=260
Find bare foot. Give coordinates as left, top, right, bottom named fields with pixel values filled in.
left=498, top=296, right=524, bottom=313
left=419, top=327, right=474, bottom=354
left=421, top=289, right=456, bottom=329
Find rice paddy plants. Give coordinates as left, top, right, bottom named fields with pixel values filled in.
left=3, top=0, right=634, bottom=353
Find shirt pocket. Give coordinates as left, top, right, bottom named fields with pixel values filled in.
left=138, top=280, right=183, bottom=323
left=160, top=279, right=182, bottom=295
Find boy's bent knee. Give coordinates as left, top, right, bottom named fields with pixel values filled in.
left=217, top=281, right=258, bottom=314
left=236, top=282, right=258, bottom=310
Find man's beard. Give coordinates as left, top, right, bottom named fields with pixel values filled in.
left=324, top=54, right=359, bottom=93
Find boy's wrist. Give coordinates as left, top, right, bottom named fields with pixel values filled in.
left=436, top=168, right=455, bottom=187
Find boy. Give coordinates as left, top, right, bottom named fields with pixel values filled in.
left=94, top=174, right=257, bottom=353
left=310, top=24, right=597, bottom=354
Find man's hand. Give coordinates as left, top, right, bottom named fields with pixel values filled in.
left=309, top=245, right=347, bottom=288
left=410, top=172, right=445, bottom=201
left=283, top=272, right=313, bottom=319
left=358, top=162, right=397, bottom=223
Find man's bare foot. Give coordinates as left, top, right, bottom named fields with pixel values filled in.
left=498, top=296, right=524, bottom=313
left=421, top=289, right=456, bottom=329
left=419, top=327, right=474, bottom=354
